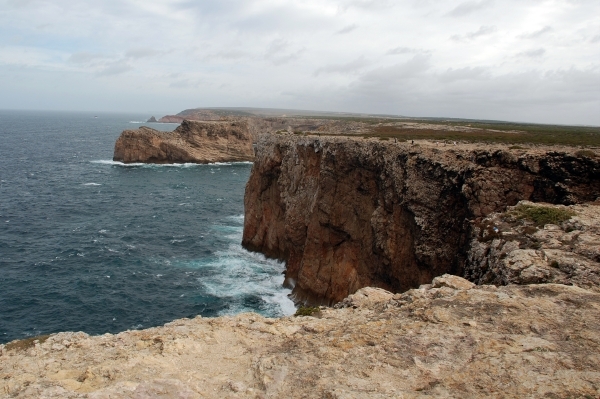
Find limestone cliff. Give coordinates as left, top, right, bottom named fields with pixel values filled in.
left=466, top=200, right=600, bottom=291
left=242, top=135, right=599, bottom=304
left=2, top=279, right=599, bottom=398
left=113, top=120, right=254, bottom=164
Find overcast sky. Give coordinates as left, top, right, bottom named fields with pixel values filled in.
left=1, top=0, right=599, bottom=124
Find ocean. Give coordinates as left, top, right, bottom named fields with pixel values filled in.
left=0, top=110, right=294, bottom=344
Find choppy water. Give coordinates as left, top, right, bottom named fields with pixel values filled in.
left=0, top=110, right=294, bottom=344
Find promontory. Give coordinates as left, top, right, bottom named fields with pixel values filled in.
left=113, top=120, right=254, bottom=164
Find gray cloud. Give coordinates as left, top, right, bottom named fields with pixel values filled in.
left=518, top=26, right=552, bottom=39
left=265, top=39, right=305, bottom=66
left=314, top=57, right=370, bottom=76
left=516, top=48, right=546, bottom=58
left=125, top=48, right=160, bottom=59
left=592, top=35, right=600, bottom=43
left=386, top=47, right=428, bottom=55
left=349, top=55, right=432, bottom=99
left=337, top=24, right=358, bottom=34
left=336, top=0, right=396, bottom=13
left=451, top=25, right=497, bottom=41
left=96, top=61, right=132, bottom=77
left=438, top=66, right=489, bottom=83
left=68, top=52, right=106, bottom=64
left=446, top=0, right=493, bottom=17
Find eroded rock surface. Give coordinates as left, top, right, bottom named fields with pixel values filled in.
left=466, top=201, right=600, bottom=291
left=2, top=279, right=599, bottom=398
left=113, top=120, right=254, bottom=164
left=242, top=135, right=599, bottom=304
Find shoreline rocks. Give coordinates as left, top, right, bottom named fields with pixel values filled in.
left=113, top=120, right=255, bottom=164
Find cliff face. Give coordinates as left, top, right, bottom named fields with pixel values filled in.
left=242, top=135, right=599, bottom=304
left=113, top=120, right=254, bottom=164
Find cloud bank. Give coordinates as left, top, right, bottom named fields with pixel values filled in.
left=0, top=0, right=598, bottom=124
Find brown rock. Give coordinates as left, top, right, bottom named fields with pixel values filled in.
left=113, top=120, right=254, bottom=164
left=158, top=115, right=185, bottom=123
left=2, top=283, right=599, bottom=398
left=431, top=274, right=475, bottom=290
left=465, top=201, right=600, bottom=292
left=242, top=135, right=599, bottom=304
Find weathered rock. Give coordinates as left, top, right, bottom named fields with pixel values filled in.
left=431, top=273, right=475, bottom=290
left=334, top=287, right=394, bottom=309
left=158, top=115, right=185, bottom=123
left=113, top=120, right=254, bottom=164
left=465, top=200, right=600, bottom=291
left=242, top=135, right=599, bottom=304
left=2, top=282, right=599, bottom=398
left=146, top=116, right=157, bottom=123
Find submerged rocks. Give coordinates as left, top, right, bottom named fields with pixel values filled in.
left=113, top=120, right=255, bottom=164
left=2, top=281, right=599, bottom=398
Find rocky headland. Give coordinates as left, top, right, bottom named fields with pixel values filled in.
left=113, top=120, right=254, bottom=164
left=242, top=135, right=599, bottom=305
left=3, top=131, right=600, bottom=398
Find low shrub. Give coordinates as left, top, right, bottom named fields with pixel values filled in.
left=513, top=204, right=576, bottom=227
left=295, top=306, right=321, bottom=317
left=5, top=334, right=51, bottom=352
left=575, top=149, right=597, bottom=158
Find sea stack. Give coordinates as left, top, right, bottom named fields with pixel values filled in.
left=113, top=120, right=255, bottom=164
left=146, top=116, right=158, bottom=122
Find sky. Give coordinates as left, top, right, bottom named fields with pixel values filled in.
left=0, top=0, right=599, bottom=125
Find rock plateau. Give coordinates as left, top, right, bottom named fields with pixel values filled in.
left=113, top=120, right=255, bottom=164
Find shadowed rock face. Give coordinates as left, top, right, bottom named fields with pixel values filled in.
left=242, top=135, right=599, bottom=305
left=113, top=120, right=254, bottom=164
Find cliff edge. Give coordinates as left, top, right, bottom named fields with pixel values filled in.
left=113, top=120, right=254, bottom=164
left=242, top=135, right=599, bottom=304
left=2, top=279, right=599, bottom=398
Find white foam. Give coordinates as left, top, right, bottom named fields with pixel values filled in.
left=186, top=230, right=294, bottom=317
left=83, top=183, right=101, bottom=186
left=91, top=160, right=253, bottom=167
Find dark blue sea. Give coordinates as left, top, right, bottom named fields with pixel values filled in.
left=0, top=110, right=294, bottom=344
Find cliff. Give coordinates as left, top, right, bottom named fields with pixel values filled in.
left=113, top=120, right=255, bottom=164
left=2, top=278, right=599, bottom=398
left=466, top=200, right=600, bottom=291
left=242, top=135, right=599, bottom=304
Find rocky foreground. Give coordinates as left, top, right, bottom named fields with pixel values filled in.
left=113, top=120, right=254, bottom=164
left=2, top=275, right=599, bottom=398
